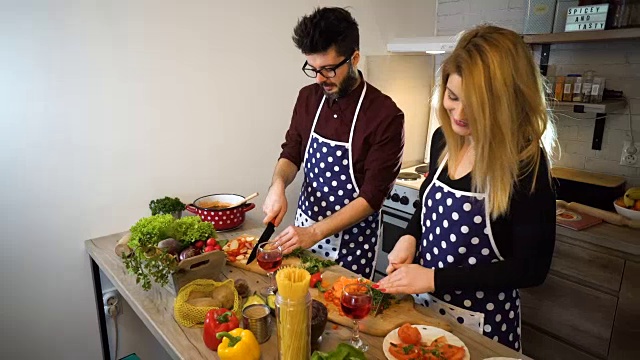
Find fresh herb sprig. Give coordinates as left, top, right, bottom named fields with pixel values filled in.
left=285, top=248, right=336, bottom=274
left=149, top=196, right=185, bottom=216
left=366, top=283, right=393, bottom=315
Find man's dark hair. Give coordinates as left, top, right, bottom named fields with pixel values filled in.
left=292, top=7, right=359, bottom=57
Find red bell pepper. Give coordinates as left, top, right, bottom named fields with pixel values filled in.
left=203, top=308, right=239, bottom=351
left=309, top=272, right=323, bottom=288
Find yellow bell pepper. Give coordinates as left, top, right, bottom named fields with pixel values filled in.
left=216, top=328, right=261, bottom=360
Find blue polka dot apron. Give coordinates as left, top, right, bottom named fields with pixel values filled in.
left=412, top=154, right=522, bottom=352
left=294, top=83, right=380, bottom=280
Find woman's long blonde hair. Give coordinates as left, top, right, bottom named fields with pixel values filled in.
left=436, top=25, right=556, bottom=219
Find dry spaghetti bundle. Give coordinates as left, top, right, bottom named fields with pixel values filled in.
left=275, top=266, right=311, bottom=360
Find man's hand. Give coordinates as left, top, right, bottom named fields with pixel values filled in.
left=385, top=235, right=416, bottom=274
left=272, top=225, right=321, bottom=255
left=262, top=184, right=287, bottom=226
left=375, top=264, right=435, bottom=295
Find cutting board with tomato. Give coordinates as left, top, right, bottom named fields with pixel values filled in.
left=221, top=233, right=302, bottom=275
left=311, top=268, right=452, bottom=337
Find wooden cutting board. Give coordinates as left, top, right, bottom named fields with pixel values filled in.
left=311, top=269, right=452, bottom=337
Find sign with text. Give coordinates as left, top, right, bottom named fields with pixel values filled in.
left=565, top=4, right=609, bottom=32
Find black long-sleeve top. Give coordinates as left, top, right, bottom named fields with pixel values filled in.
left=403, top=128, right=556, bottom=292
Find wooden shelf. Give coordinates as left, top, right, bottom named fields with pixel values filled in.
left=551, top=99, right=627, bottom=114
left=524, top=28, right=640, bottom=44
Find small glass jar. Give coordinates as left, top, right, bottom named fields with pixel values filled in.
left=571, top=75, right=583, bottom=102
left=555, top=76, right=565, bottom=101
left=590, top=77, right=606, bottom=103
left=582, top=70, right=595, bottom=103
left=563, top=75, right=575, bottom=102
left=276, top=292, right=311, bottom=360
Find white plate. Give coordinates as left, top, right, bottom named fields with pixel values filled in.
left=383, top=325, right=470, bottom=360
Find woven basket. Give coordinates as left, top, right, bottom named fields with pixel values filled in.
left=173, top=278, right=240, bottom=327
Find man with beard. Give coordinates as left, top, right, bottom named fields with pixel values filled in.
left=265, top=7, right=404, bottom=279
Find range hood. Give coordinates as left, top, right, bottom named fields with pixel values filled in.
left=387, top=35, right=457, bottom=54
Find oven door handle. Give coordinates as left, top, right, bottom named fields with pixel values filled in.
left=382, top=210, right=409, bottom=228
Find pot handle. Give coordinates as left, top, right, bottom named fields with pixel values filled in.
left=241, top=203, right=256, bottom=213
left=185, top=204, right=198, bottom=214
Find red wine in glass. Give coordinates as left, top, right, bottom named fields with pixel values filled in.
left=257, top=242, right=282, bottom=295
left=257, top=251, right=283, bottom=272
left=341, top=283, right=372, bottom=351
left=341, top=291, right=372, bottom=319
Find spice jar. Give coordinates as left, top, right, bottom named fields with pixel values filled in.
left=555, top=76, right=565, bottom=101
left=563, top=75, right=575, bottom=102
left=571, top=75, right=583, bottom=102
left=582, top=70, right=595, bottom=103
left=590, top=77, right=606, bottom=103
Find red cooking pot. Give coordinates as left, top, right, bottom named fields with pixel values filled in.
left=185, top=193, right=256, bottom=231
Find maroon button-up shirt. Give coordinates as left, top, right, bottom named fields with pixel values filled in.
left=279, top=73, right=404, bottom=211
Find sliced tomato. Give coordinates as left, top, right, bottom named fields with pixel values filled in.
left=388, top=343, right=421, bottom=360
left=438, top=344, right=465, bottom=360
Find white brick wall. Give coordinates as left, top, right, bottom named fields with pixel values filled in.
left=436, top=0, right=640, bottom=187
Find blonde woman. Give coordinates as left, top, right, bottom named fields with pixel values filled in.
left=375, top=25, right=557, bottom=351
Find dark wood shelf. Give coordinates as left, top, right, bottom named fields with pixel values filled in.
left=524, top=28, right=640, bottom=44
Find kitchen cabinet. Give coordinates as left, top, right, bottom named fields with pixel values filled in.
left=520, top=224, right=640, bottom=359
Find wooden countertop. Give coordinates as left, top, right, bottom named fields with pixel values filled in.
left=85, top=214, right=529, bottom=360
left=556, top=223, right=640, bottom=261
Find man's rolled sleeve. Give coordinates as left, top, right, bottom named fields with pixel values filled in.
left=358, top=112, right=404, bottom=211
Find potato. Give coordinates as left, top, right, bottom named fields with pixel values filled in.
left=210, top=285, right=235, bottom=309
left=187, top=297, right=220, bottom=308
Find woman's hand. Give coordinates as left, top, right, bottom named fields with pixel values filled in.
left=386, top=235, right=417, bottom=274
left=375, top=264, right=435, bottom=295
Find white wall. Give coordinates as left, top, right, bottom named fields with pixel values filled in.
left=0, top=1, right=437, bottom=358
left=434, top=0, right=640, bottom=187
left=367, top=55, right=435, bottom=164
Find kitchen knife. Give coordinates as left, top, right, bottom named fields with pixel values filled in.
left=246, top=222, right=276, bottom=265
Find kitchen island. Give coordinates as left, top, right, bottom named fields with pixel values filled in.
left=86, top=214, right=529, bottom=360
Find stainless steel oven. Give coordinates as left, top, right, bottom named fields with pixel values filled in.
left=374, top=183, right=421, bottom=280
left=375, top=207, right=412, bottom=280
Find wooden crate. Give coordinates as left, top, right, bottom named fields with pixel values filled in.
left=166, top=250, right=227, bottom=296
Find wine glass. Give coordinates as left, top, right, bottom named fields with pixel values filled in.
left=256, top=241, right=283, bottom=295
left=340, top=283, right=372, bottom=351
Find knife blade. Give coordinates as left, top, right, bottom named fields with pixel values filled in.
left=246, top=222, right=276, bottom=265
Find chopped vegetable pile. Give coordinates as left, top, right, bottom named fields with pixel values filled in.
left=322, top=276, right=394, bottom=316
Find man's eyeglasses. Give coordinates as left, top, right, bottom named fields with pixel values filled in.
left=302, top=53, right=354, bottom=79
